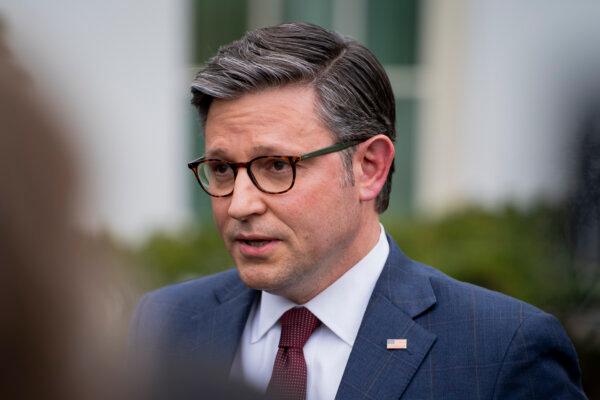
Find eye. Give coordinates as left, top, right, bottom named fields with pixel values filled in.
left=263, top=158, right=291, bottom=173
left=204, top=161, right=233, bottom=182
left=197, top=160, right=233, bottom=188
left=271, top=159, right=288, bottom=171
left=211, top=161, right=230, bottom=175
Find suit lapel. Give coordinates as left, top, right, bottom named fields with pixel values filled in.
left=199, top=274, right=258, bottom=375
left=336, top=236, right=438, bottom=400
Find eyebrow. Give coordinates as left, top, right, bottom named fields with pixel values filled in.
left=205, top=144, right=300, bottom=158
left=204, top=147, right=229, bottom=158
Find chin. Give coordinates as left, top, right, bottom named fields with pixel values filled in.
left=236, top=264, right=285, bottom=291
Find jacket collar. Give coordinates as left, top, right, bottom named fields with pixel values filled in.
left=373, top=234, right=437, bottom=318
left=203, top=273, right=257, bottom=373
left=335, top=235, right=438, bottom=399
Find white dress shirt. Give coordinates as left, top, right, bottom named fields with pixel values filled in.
left=230, top=225, right=390, bottom=400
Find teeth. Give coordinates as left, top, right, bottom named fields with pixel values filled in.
left=244, top=240, right=269, bottom=247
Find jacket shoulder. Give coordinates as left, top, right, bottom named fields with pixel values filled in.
left=413, top=260, right=545, bottom=319
left=129, top=269, right=243, bottom=349
left=140, top=268, right=242, bottom=313
left=406, top=262, right=585, bottom=398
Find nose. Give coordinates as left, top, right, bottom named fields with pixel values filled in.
left=227, top=168, right=267, bottom=220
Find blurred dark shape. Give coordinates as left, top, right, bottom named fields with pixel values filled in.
left=570, top=98, right=600, bottom=292
left=566, top=95, right=600, bottom=398
left=136, top=356, right=266, bottom=400
left=129, top=297, right=266, bottom=400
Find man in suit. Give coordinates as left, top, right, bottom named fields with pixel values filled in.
left=130, top=22, right=587, bottom=399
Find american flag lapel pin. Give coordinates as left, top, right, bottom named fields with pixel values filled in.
left=387, top=338, right=407, bottom=350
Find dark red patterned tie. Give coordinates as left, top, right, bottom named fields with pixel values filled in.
left=267, top=307, right=321, bottom=400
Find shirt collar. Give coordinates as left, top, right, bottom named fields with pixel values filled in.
left=251, top=224, right=390, bottom=346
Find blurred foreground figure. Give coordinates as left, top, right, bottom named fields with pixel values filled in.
left=0, top=21, right=263, bottom=400
left=132, top=23, right=587, bottom=399
left=0, top=25, right=136, bottom=399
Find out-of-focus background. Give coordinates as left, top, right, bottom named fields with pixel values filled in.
left=1, top=0, right=598, bottom=395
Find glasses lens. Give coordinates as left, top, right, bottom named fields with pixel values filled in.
left=198, top=160, right=235, bottom=196
left=250, top=157, right=294, bottom=193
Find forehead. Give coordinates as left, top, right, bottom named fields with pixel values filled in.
left=204, top=85, right=333, bottom=155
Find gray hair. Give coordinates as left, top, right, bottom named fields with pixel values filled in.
left=191, top=22, right=396, bottom=213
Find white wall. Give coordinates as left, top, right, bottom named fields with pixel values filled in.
left=419, top=0, right=600, bottom=212
left=417, top=0, right=469, bottom=213
left=1, top=0, right=191, bottom=240
left=463, top=0, right=600, bottom=206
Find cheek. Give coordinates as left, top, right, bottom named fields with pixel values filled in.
left=276, top=186, right=348, bottom=239
left=210, top=199, right=230, bottom=229
left=276, top=187, right=325, bottom=220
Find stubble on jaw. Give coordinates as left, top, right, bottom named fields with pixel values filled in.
left=236, top=226, right=361, bottom=304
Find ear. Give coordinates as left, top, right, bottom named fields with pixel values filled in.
left=353, top=135, right=395, bottom=203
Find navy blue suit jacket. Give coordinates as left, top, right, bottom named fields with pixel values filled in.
left=131, top=236, right=587, bottom=399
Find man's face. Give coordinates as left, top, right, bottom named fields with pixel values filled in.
left=204, top=85, right=365, bottom=302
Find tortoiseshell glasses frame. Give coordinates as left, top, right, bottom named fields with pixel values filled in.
left=187, top=139, right=364, bottom=197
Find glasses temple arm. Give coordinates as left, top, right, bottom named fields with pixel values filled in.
left=298, top=140, right=362, bottom=161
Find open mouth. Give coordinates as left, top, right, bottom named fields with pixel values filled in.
left=235, top=237, right=280, bottom=256
left=243, top=239, right=271, bottom=247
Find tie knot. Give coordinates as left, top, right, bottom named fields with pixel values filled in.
left=278, top=307, right=320, bottom=349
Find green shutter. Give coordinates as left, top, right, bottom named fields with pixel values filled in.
left=283, top=0, right=333, bottom=28
left=192, top=0, right=249, bottom=64
left=385, top=98, right=417, bottom=217
left=187, top=111, right=213, bottom=222
left=367, top=0, right=420, bottom=65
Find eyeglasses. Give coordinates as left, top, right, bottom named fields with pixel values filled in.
left=187, top=140, right=363, bottom=197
